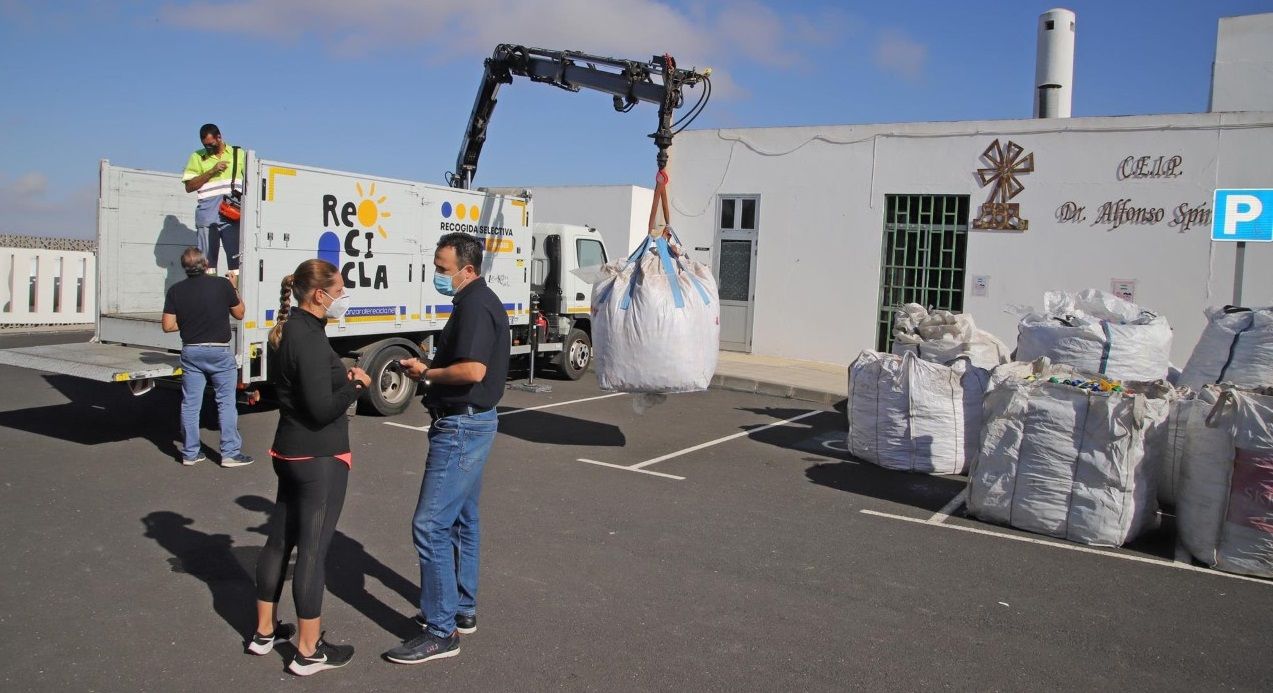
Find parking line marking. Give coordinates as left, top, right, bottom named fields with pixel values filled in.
left=576, top=458, right=685, bottom=481
left=927, top=489, right=968, bottom=524
left=629, top=410, right=822, bottom=470
left=860, top=509, right=1273, bottom=586
left=499, top=392, right=627, bottom=417
left=383, top=393, right=628, bottom=431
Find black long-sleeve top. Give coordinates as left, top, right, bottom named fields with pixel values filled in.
left=270, top=309, right=361, bottom=458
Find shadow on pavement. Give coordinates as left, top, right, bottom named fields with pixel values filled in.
left=496, top=408, right=626, bottom=447
left=141, top=511, right=257, bottom=639
left=804, top=462, right=967, bottom=513
left=0, top=374, right=275, bottom=462
left=735, top=406, right=968, bottom=514
left=237, top=495, right=419, bottom=640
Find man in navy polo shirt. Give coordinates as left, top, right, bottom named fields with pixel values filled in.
left=384, top=232, right=510, bottom=665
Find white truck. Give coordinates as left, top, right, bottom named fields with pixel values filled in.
left=0, top=154, right=606, bottom=415
left=0, top=45, right=711, bottom=415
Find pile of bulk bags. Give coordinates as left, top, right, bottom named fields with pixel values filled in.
left=592, top=236, right=720, bottom=393
left=1173, top=387, right=1273, bottom=578
left=967, top=360, right=1177, bottom=546
left=1178, top=305, right=1273, bottom=391
left=846, top=350, right=988, bottom=475
left=890, top=304, right=1010, bottom=370
left=1015, top=289, right=1173, bottom=382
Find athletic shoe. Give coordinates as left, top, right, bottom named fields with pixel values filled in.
left=246, top=622, right=296, bottom=655
left=288, top=635, right=354, bottom=676
left=383, top=630, right=460, bottom=665
left=181, top=453, right=207, bottom=466
left=412, top=613, right=476, bottom=635
left=221, top=454, right=255, bottom=468
left=456, top=613, right=477, bottom=635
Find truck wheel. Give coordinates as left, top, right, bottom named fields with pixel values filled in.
left=361, top=345, right=416, bottom=416
left=555, top=328, right=591, bottom=380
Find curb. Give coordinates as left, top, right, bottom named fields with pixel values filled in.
left=709, top=373, right=845, bottom=407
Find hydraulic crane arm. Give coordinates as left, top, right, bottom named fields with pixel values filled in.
left=449, top=44, right=711, bottom=189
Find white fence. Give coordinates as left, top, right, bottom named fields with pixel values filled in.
left=0, top=248, right=96, bottom=325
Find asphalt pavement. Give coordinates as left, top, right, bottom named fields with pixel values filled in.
left=0, top=330, right=1269, bottom=692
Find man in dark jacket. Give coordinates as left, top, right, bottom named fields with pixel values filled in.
left=162, top=247, right=253, bottom=467
left=384, top=232, right=510, bottom=665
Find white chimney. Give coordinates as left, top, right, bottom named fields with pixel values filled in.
left=1034, top=8, right=1076, bottom=118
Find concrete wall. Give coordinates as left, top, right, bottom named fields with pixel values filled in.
left=528, top=185, right=654, bottom=261
left=1210, top=13, right=1273, bottom=112
left=669, top=112, right=1273, bottom=367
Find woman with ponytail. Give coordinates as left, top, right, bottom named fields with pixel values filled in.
left=251, top=259, right=370, bottom=676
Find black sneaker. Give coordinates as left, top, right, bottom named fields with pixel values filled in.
left=246, top=622, right=296, bottom=655
left=383, top=630, right=460, bottom=665
left=456, top=613, right=477, bottom=635
left=181, top=453, right=207, bottom=466
left=288, top=635, right=354, bottom=676
left=413, top=613, right=476, bottom=635
left=221, top=454, right=255, bottom=468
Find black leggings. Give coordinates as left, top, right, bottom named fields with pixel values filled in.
left=255, top=456, right=348, bottom=620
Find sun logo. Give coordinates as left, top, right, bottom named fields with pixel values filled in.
left=355, top=182, right=392, bottom=238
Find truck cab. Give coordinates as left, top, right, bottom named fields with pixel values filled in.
left=530, top=222, right=608, bottom=380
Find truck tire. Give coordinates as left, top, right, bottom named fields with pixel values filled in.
left=555, top=328, right=592, bottom=380
left=361, top=345, right=417, bottom=416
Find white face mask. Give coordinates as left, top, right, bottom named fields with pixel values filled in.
left=320, top=289, right=352, bottom=319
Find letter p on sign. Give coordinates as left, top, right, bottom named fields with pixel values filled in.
left=1212, top=189, right=1273, bottom=242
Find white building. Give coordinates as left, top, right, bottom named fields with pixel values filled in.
left=657, top=11, right=1273, bottom=367
left=527, top=184, right=654, bottom=262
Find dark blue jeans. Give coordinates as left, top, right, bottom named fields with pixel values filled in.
left=196, top=220, right=240, bottom=271
left=412, top=408, right=497, bottom=637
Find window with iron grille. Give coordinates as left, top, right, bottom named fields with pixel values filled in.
left=876, top=194, right=970, bottom=352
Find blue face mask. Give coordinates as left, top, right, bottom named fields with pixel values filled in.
left=434, top=271, right=458, bottom=297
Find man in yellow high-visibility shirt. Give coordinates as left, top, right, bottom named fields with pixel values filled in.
left=182, top=124, right=244, bottom=284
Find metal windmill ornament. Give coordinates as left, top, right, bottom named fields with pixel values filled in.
left=972, top=139, right=1035, bottom=231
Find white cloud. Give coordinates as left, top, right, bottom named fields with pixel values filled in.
left=0, top=173, right=97, bottom=239
left=158, top=0, right=841, bottom=98
left=873, top=28, right=927, bottom=82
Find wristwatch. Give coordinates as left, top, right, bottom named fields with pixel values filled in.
left=421, top=368, right=433, bottom=388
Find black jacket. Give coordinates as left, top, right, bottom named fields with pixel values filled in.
left=271, top=310, right=360, bottom=456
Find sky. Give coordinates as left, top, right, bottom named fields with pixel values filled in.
left=2, top=0, right=1271, bottom=239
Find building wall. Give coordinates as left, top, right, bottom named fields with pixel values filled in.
left=670, top=112, right=1273, bottom=367
left=1210, top=13, right=1273, bottom=112
left=528, top=185, right=653, bottom=261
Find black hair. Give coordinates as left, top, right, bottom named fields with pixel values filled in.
left=437, top=232, right=484, bottom=273
left=199, top=123, right=221, bottom=140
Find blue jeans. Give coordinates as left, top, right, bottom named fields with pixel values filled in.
left=179, top=345, right=241, bottom=460
left=195, top=220, right=240, bottom=271
left=412, top=408, right=498, bottom=637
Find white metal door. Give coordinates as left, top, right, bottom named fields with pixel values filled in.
left=713, top=196, right=758, bottom=352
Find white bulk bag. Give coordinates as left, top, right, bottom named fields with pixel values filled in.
left=1176, top=388, right=1273, bottom=578
left=846, top=350, right=989, bottom=475
left=1178, top=306, right=1273, bottom=391
left=1159, top=388, right=1224, bottom=509
left=1014, top=289, right=1172, bottom=382
left=968, top=370, right=1173, bottom=546
left=890, top=304, right=1010, bottom=371
left=592, top=236, right=720, bottom=393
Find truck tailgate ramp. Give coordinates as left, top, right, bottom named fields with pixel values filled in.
left=0, top=343, right=182, bottom=382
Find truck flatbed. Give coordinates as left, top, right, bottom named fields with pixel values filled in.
left=0, top=342, right=183, bottom=382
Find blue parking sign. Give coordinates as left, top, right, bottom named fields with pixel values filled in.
left=1212, top=189, right=1273, bottom=242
